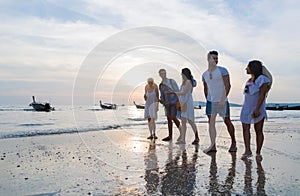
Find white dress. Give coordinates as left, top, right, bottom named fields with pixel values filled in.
left=179, top=83, right=195, bottom=121
left=144, top=89, right=158, bottom=120
left=240, top=75, right=271, bottom=124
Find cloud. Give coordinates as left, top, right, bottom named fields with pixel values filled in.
left=0, top=0, right=299, bottom=104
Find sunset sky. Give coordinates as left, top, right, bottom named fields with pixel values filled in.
left=0, top=0, right=299, bottom=105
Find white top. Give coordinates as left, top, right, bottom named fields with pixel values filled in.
left=202, top=66, right=229, bottom=102
left=240, top=75, right=271, bottom=124
left=179, top=83, right=195, bottom=121
left=144, top=89, right=158, bottom=120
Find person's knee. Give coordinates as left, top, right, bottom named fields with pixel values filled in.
left=254, top=128, right=263, bottom=134
left=224, top=118, right=234, bottom=127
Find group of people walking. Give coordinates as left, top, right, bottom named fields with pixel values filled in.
left=143, top=50, right=272, bottom=160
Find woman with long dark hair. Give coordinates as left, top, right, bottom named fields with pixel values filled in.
left=168, top=68, right=199, bottom=144
left=240, top=60, right=271, bottom=160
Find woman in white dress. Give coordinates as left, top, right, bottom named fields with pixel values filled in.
left=240, top=60, right=271, bottom=160
left=144, top=78, right=159, bottom=140
left=168, top=68, right=199, bottom=144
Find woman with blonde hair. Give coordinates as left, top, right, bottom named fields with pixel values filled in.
left=144, top=78, right=159, bottom=140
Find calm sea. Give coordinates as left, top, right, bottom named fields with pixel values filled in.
left=0, top=104, right=299, bottom=139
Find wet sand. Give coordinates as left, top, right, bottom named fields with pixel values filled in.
left=0, top=120, right=299, bottom=195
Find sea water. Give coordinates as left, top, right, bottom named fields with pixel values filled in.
left=0, top=104, right=299, bottom=139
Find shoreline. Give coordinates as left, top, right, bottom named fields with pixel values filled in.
left=0, top=121, right=299, bottom=195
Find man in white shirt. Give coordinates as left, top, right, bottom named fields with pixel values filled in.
left=202, top=51, right=237, bottom=153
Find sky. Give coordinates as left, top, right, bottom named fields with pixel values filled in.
left=0, top=0, right=299, bottom=105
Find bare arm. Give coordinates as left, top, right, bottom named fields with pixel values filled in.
left=223, top=75, right=231, bottom=97
left=203, top=81, right=208, bottom=100
left=219, top=75, right=231, bottom=104
left=144, top=85, right=147, bottom=101
left=154, top=84, right=159, bottom=101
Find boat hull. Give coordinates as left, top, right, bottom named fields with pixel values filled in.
left=99, top=101, right=117, bottom=110
left=266, top=104, right=300, bottom=111
left=133, top=101, right=145, bottom=109
left=30, top=103, right=54, bottom=112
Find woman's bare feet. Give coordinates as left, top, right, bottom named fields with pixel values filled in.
left=203, top=146, right=217, bottom=153
left=228, top=144, right=237, bottom=152
left=177, top=135, right=182, bottom=142
left=241, top=151, right=252, bottom=159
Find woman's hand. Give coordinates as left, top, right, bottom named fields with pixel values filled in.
left=165, top=91, right=175, bottom=95
left=159, top=99, right=163, bottom=104
left=252, top=108, right=261, bottom=118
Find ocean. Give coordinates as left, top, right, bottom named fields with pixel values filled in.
left=1, top=104, right=300, bottom=195
left=1, top=104, right=300, bottom=140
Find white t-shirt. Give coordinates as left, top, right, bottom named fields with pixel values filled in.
left=202, top=66, right=229, bottom=102
left=240, top=75, right=271, bottom=124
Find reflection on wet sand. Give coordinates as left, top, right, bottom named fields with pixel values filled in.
left=143, top=142, right=266, bottom=195
left=243, top=158, right=266, bottom=195
left=144, top=140, right=159, bottom=195
left=256, top=160, right=266, bottom=195
left=207, top=152, right=236, bottom=194
left=161, top=144, right=199, bottom=195
left=243, top=158, right=253, bottom=195
left=144, top=142, right=200, bottom=195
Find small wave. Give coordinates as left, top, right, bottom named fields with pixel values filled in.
left=0, top=125, right=122, bottom=139
left=18, top=123, right=55, bottom=127
left=87, top=108, right=104, bottom=111
left=0, top=108, right=34, bottom=112
left=195, top=116, right=206, bottom=119
left=127, top=117, right=145, bottom=121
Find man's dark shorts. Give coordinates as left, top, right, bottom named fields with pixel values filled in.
left=165, top=104, right=177, bottom=116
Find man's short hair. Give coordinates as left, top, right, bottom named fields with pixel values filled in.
left=209, top=50, right=218, bottom=56
left=207, top=50, right=218, bottom=59
left=159, top=69, right=166, bottom=73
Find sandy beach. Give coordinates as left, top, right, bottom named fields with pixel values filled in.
left=0, top=119, right=299, bottom=195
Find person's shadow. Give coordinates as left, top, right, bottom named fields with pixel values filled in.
left=160, top=144, right=199, bottom=195
left=207, top=152, right=237, bottom=194
left=144, top=140, right=159, bottom=195
left=242, top=158, right=266, bottom=195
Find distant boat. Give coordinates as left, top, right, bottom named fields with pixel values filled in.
left=99, top=100, right=117, bottom=110
left=29, top=96, right=54, bottom=112
left=266, top=103, right=300, bottom=111
left=133, top=101, right=145, bottom=109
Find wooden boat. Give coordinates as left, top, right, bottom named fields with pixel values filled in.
left=29, top=96, right=54, bottom=112
left=133, top=101, right=145, bottom=109
left=266, top=104, right=300, bottom=111
left=99, top=100, right=117, bottom=110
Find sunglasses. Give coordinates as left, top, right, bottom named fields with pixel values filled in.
left=209, top=73, right=213, bottom=80
left=244, top=85, right=249, bottom=93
